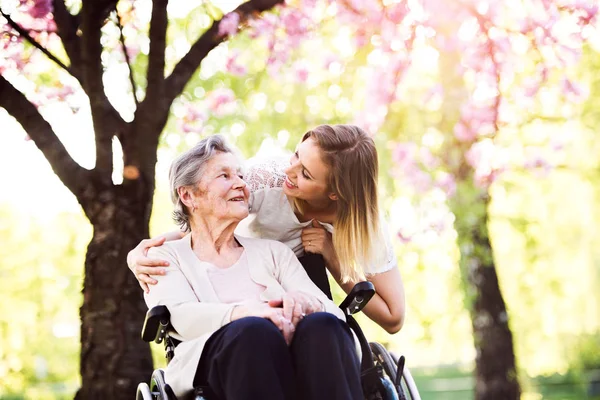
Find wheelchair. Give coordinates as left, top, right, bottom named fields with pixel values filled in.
left=135, top=280, right=421, bottom=400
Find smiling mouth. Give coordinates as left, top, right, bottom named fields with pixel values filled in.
left=285, top=177, right=298, bottom=189
left=228, top=197, right=245, bottom=202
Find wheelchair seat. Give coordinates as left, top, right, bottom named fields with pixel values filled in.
left=136, top=281, right=421, bottom=400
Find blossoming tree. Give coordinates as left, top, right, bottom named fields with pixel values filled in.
left=213, top=0, right=597, bottom=398
left=0, top=0, right=283, bottom=398
left=2, top=0, right=598, bottom=398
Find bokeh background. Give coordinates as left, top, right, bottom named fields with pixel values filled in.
left=1, top=0, right=600, bottom=398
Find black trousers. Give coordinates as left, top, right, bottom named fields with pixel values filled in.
left=193, top=313, right=362, bottom=400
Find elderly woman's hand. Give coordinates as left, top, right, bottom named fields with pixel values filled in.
left=231, top=302, right=296, bottom=345
left=268, top=291, right=325, bottom=327
left=127, top=237, right=169, bottom=293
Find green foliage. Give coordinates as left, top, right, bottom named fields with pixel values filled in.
left=0, top=205, right=90, bottom=399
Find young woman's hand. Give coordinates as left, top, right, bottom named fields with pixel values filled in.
left=268, top=291, right=324, bottom=327
left=301, top=220, right=336, bottom=263
left=231, top=302, right=295, bottom=345
left=127, top=237, right=169, bottom=293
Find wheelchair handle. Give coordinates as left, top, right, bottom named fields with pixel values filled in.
left=339, top=281, right=375, bottom=316
left=141, top=305, right=172, bottom=343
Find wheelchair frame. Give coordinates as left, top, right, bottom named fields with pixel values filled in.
left=136, top=282, right=421, bottom=400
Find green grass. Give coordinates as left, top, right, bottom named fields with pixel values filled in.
left=409, top=365, right=600, bottom=400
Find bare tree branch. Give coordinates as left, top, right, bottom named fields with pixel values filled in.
left=162, top=0, right=284, bottom=112
left=52, top=0, right=81, bottom=78
left=115, top=10, right=139, bottom=108
left=1, top=9, right=72, bottom=74
left=144, top=0, right=168, bottom=109
left=80, top=0, right=119, bottom=180
left=0, top=75, right=92, bottom=198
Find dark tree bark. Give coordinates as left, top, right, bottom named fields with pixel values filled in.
left=0, top=0, right=283, bottom=398
left=450, top=186, right=521, bottom=400
left=76, top=183, right=155, bottom=399
left=437, top=47, right=521, bottom=399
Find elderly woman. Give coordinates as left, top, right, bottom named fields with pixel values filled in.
left=144, top=135, right=362, bottom=400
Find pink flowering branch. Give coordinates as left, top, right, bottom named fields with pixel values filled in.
left=161, top=0, right=284, bottom=117
left=471, top=11, right=501, bottom=134
left=1, top=9, right=71, bottom=74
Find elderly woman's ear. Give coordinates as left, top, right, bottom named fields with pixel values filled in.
left=177, top=186, right=196, bottom=209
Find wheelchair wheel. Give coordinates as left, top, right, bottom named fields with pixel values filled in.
left=136, top=382, right=153, bottom=400
left=370, top=342, right=404, bottom=399
left=150, top=369, right=169, bottom=399
left=390, top=352, right=422, bottom=400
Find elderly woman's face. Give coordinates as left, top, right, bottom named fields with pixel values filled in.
left=195, top=152, right=249, bottom=221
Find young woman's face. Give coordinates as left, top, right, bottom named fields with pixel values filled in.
left=283, top=137, right=335, bottom=203
left=194, top=152, right=250, bottom=221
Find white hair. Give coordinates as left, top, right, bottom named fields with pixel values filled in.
left=169, top=135, right=235, bottom=232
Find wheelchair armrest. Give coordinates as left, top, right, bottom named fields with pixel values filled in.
left=141, top=305, right=171, bottom=344
left=339, top=281, right=375, bottom=316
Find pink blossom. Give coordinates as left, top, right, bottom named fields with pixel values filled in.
left=392, top=143, right=417, bottom=168
left=178, top=104, right=207, bottom=133
left=397, top=231, right=413, bottom=244
left=386, top=2, right=409, bottom=24
left=435, top=173, right=457, bottom=197
left=219, top=12, right=240, bottom=37
left=206, top=88, right=236, bottom=115
left=353, top=27, right=370, bottom=48
left=225, top=52, right=247, bottom=76
left=523, top=147, right=553, bottom=176
left=294, top=62, right=309, bottom=82
left=29, top=0, right=52, bottom=19
left=560, top=78, right=587, bottom=101
left=281, top=9, right=308, bottom=35
left=454, top=122, right=478, bottom=142
left=418, top=147, right=439, bottom=170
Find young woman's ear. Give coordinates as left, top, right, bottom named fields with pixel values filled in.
left=328, top=192, right=338, bottom=201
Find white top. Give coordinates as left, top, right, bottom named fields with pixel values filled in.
left=205, top=251, right=266, bottom=304
left=236, top=157, right=397, bottom=275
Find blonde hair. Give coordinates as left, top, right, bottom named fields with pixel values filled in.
left=293, top=125, right=384, bottom=283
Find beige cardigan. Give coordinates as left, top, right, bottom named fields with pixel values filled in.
left=144, top=234, right=345, bottom=398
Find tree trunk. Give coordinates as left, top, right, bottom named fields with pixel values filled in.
left=435, top=42, right=520, bottom=399
left=450, top=181, right=520, bottom=400
left=75, top=183, right=154, bottom=400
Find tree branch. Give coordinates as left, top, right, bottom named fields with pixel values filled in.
left=1, top=9, right=72, bottom=75
left=144, top=0, right=168, bottom=109
left=115, top=10, right=139, bottom=108
left=80, top=0, right=119, bottom=180
left=0, top=75, right=92, bottom=198
left=126, top=0, right=282, bottom=177
left=163, top=0, right=284, bottom=110
left=52, top=0, right=81, bottom=78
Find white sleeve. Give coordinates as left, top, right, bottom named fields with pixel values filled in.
left=363, top=218, right=398, bottom=276
left=144, top=246, right=235, bottom=341
left=244, top=157, right=288, bottom=213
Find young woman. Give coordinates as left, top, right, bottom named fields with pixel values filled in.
left=129, top=125, right=406, bottom=333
